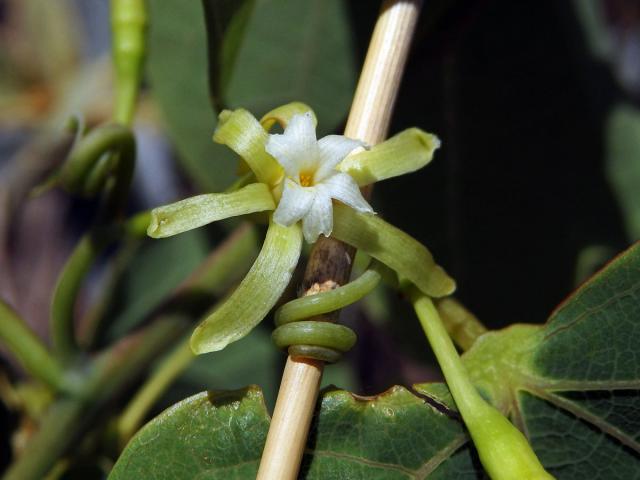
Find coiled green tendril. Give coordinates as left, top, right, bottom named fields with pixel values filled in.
left=272, top=261, right=385, bottom=363
left=58, top=116, right=136, bottom=216
left=50, top=118, right=138, bottom=361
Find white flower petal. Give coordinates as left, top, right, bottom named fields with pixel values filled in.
left=323, top=172, right=374, bottom=213
left=315, top=135, right=366, bottom=182
left=302, top=185, right=333, bottom=243
left=273, top=179, right=316, bottom=227
left=265, top=112, right=318, bottom=177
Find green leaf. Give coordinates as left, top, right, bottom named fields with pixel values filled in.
left=148, top=0, right=356, bottom=192
left=606, top=103, right=640, bottom=241
left=105, top=230, right=209, bottom=340
left=207, top=0, right=356, bottom=136
left=463, top=242, right=640, bottom=478
left=146, top=0, right=237, bottom=191
left=110, top=384, right=475, bottom=479
left=201, top=0, right=256, bottom=112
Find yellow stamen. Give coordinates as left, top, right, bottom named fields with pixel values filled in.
left=299, top=172, right=313, bottom=187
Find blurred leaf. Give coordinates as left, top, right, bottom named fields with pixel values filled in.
left=223, top=0, right=356, bottom=135
left=606, top=103, right=640, bottom=241
left=147, top=0, right=357, bottom=192
left=105, top=230, right=208, bottom=340
left=572, top=0, right=612, bottom=61
left=573, top=244, right=615, bottom=286
left=146, top=0, right=238, bottom=192
left=202, top=0, right=257, bottom=112
left=176, top=327, right=280, bottom=407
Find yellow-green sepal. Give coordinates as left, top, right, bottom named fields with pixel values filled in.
left=337, top=128, right=440, bottom=186
left=147, top=183, right=275, bottom=238
left=213, top=109, right=283, bottom=185
left=190, top=218, right=302, bottom=354
left=260, top=102, right=317, bottom=132
left=332, top=204, right=455, bottom=297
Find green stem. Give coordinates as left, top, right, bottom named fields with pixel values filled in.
left=435, top=297, right=487, bottom=351
left=0, top=300, right=65, bottom=391
left=78, top=211, right=151, bottom=348
left=110, top=0, right=147, bottom=125
left=409, top=289, right=553, bottom=480
left=116, top=336, right=193, bottom=444
left=51, top=213, right=150, bottom=362
left=50, top=230, right=114, bottom=363
left=3, top=317, right=186, bottom=480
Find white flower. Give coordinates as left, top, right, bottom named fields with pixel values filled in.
left=265, top=112, right=374, bottom=243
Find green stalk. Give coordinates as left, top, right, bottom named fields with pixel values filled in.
left=3, top=317, right=186, bottom=480
left=52, top=212, right=151, bottom=361
left=409, top=289, right=553, bottom=480
left=435, top=297, right=487, bottom=351
left=116, top=337, right=193, bottom=445
left=110, top=0, right=147, bottom=125
left=0, top=300, right=65, bottom=391
left=50, top=230, right=114, bottom=363
left=78, top=212, right=151, bottom=348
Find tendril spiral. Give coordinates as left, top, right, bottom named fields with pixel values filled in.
left=57, top=116, right=136, bottom=218
left=272, top=261, right=384, bottom=363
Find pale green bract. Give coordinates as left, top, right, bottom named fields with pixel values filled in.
left=147, top=102, right=452, bottom=355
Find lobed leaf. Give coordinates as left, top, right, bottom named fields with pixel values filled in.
left=463, top=242, right=640, bottom=478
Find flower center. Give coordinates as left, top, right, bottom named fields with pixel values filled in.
left=299, top=171, right=313, bottom=187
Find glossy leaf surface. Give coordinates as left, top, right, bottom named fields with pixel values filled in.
left=110, top=385, right=473, bottom=479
